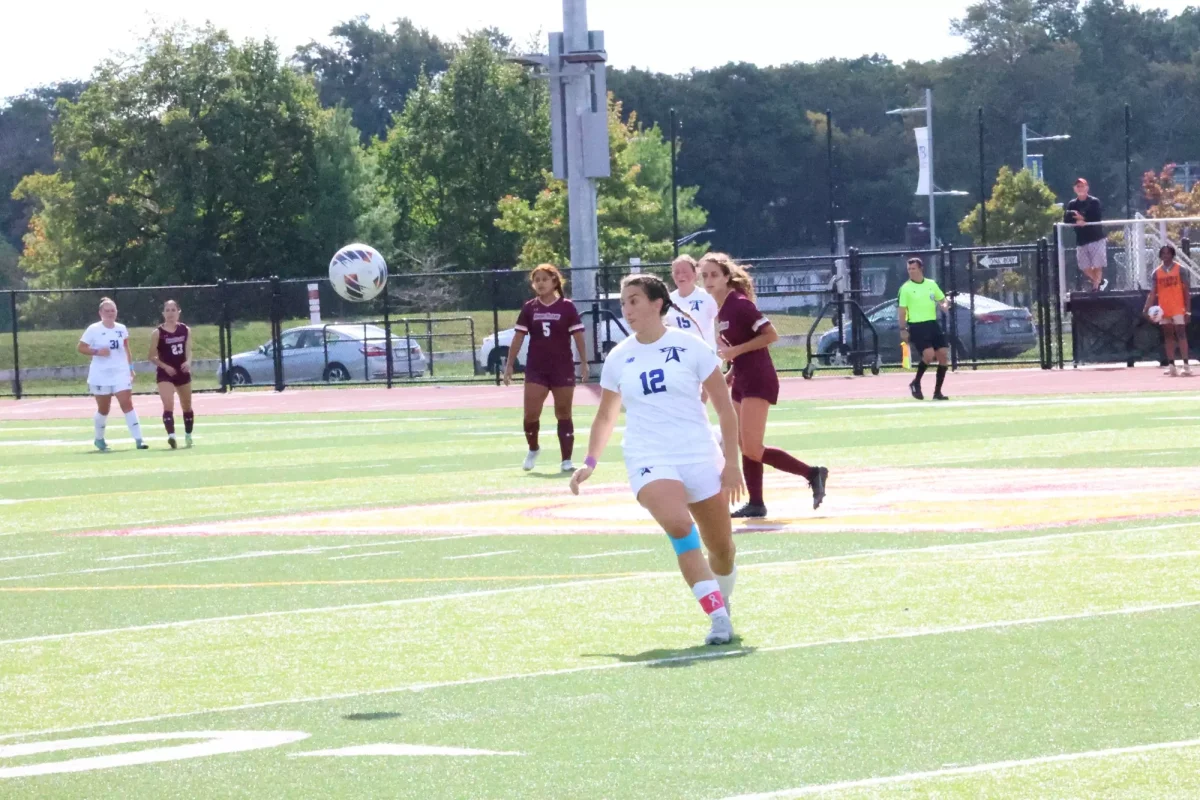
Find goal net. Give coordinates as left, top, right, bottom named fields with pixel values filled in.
left=1056, top=214, right=1200, bottom=303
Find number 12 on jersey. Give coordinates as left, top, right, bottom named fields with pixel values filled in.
left=639, top=369, right=666, bottom=395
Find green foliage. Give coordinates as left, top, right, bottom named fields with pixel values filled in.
left=294, top=16, right=450, bottom=142
left=379, top=32, right=549, bottom=270
left=959, top=166, right=1062, bottom=244
left=15, top=24, right=391, bottom=288
left=494, top=96, right=708, bottom=268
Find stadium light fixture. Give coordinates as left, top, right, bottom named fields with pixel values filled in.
left=1022, top=124, right=1071, bottom=175
left=675, top=229, right=716, bottom=247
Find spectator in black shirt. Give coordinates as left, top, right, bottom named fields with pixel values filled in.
left=1065, top=178, right=1107, bottom=291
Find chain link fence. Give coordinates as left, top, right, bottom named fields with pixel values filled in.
left=0, top=245, right=1063, bottom=398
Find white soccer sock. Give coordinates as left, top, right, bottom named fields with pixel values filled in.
left=124, top=410, right=143, bottom=442
left=714, top=565, right=737, bottom=601
left=692, top=579, right=728, bottom=619
left=93, top=412, right=106, bottom=440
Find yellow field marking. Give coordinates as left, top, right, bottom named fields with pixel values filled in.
left=0, top=572, right=647, bottom=592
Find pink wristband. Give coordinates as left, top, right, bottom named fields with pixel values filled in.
left=584, top=456, right=597, bottom=469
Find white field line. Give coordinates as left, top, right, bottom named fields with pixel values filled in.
left=735, top=549, right=779, bottom=556
left=819, top=394, right=1200, bottom=412
left=0, top=552, right=62, bottom=563
left=717, top=738, right=1200, bottom=799
left=443, top=550, right=520, bottom=561
left=328, top=550, right=409, bottom=561
left=95, top=552, right=179, bottom=563
left=4, top=597, right=1200, bottom=745
left=568, top=549, right=654, bottom=560
left=0, top=535, right=480, bottom=583
left=4, top=519, right=1198, bottom=645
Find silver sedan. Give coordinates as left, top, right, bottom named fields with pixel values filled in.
left=219, top=324, right=427, bottom=386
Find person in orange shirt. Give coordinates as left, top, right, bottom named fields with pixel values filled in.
left=1144, top=244, right=1193, bottom=377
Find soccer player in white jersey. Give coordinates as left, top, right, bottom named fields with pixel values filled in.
left=76, top=297, right=148, bottom=451
left=570, top=274, right=744, bottom=645
left=665, top=255, right=719, bottom=350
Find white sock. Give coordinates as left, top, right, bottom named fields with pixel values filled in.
left=692, top=579, right=728, bottom=619
left=124, top=410, right=143, bottom=442
left=93, top=412, right=106, bottom=440
left=714, top=566, right=737, bottom=601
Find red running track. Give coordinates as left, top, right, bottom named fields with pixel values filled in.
left=1, top=366, right=1195, bottom=421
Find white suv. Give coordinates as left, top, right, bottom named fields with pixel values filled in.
left=477, top=296, right=629, bottom=374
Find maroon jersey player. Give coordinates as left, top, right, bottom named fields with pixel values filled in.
left=147, top=299, right=195, bottom=449
left=701, top=253, right=828, bottom=518
left=502, top=264, right=588, bottom=472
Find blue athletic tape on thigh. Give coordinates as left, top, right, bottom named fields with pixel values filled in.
left=670, top=524, right=701, bottom=556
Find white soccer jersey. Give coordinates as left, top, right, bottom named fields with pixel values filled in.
left=666, top=287, right=719, bottom=350
left=80, top=322, right=132, bottom=385
left=600, top=328, right=722, bottom=470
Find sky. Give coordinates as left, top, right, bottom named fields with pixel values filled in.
left=2, top=0, right=1197, bottom=99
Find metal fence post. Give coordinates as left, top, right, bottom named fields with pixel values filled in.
left=945, top=244, right=959, bottom=370
left=270, top=276, right=284, bottom=391
left=217, top=280, right=229, bottom=392
left=1036, top=239, right=1050, bottom=370
left=1052, top=243, right=1065, bottom=369
left=8, top=291, right=20, bottom=399
left=491, top=268, right=502, bottom=385
left=967, top=251, right=977, bottom=370
left=382, top=278, right=394, bottom=389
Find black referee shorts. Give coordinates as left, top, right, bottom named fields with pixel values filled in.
left=908, top=320, right=947, bottom=352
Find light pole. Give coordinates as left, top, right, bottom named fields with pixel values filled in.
left=675, top=229, right=715, bottom=249
left=1021, top=124, right=1070, bottom=181
left=888, top=89, right=967, bottom=250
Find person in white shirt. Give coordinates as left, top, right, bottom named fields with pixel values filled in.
left=665, top=255, right=719, bottom=351
left=570, top=274, right=744, bottom=645
left=76, top=297, right=148, bottom=451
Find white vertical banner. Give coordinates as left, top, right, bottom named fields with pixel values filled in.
left=914, top=127, right=931, bottom=196
left=307, top=283, right=321, bottom=324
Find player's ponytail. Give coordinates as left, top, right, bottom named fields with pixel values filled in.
left=698, top=252, right=756, bottom=303
left=620, top=273, right=702, bottom=328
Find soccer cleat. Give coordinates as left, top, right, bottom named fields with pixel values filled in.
left=168, top=435, right=177, bottom=450
left=1099, top=279, right=1109, bottom=291
left=560, top=459, right=574, bottom=473
left=522, top=449, right=540, bottom=471
left=731, top=503, right=767, bottom=519
left=932, top=392, right=950, bottom=401
left=94, top=439, right=108, bottom=452
left=1166, top=365, right=1179, bottom=377
left=909, top=380, right=924, bottom=400
left=810, top=466, right=829, bottom=510
left=185, top=433, right=193, bottom=448
left=705, top=613, right=734, bottom=646
left=135, top=440, right=150, bottom=450
left=1183, top=366, right=1194, bottom=377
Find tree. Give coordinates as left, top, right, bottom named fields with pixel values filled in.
left=951, top=0, right=1080, bottom=63
left=0, top=82, right=86, bottom=253
left=379, top=32, right=549, bottom=270
left=959, top=166, right=1061, bottom=243
left=15, top=24, right=391, bottom=287
left=495, top=95, right=708, bottom=268
left=294, top=17, right=450, bottom=142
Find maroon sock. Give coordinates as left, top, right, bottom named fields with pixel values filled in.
left=524, top=420, right=540, bottom=451
left=743, top=456, right=764, bottom=506
left=557, top=419, right=574, bottom=461
left=183, top=411, right=194, bottom=434
left=762, top=447, right=814, bottom=481
left=162, top=411, right=175, bottom=435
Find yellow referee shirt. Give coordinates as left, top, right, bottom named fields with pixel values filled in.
left=898, top=278, right=945, bottom=323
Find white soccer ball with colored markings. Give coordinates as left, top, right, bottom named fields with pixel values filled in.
left=1148, top=305, right=1164, bottom=323
left=329, top=244, right=388, bottom=303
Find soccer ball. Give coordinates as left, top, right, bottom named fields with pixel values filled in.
left=1148, top=305, right=1164, bottom=323
left=329, top=244, right=388, bottom=302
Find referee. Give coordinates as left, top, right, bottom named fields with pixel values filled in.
left=898, top=257, right=951, bottom=400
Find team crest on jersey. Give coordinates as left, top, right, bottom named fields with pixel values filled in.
left=660, top=346, right=687, bottom=363
left=639, top=467, right=653, bottom=477
left=689, top=300, right=702, bottom=311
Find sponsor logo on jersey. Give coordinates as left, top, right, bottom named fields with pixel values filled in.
left=625, top=356, right=636, bottom=364
left=639, top=467, right=653, bottom=477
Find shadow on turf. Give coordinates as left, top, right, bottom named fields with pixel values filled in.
left=582, top=639, right=754, bottom=669
left=343, top=711, right=404, bottom=722
left=524, top=472, right=573, bottom=480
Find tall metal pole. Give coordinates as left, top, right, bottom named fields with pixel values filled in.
left=979, top=107, right=988, bottom=246
left=926, top=89, right=936, bottom=251
left=1124, top=103, right=1133, bottom=217
left=670, top=107, right=679, bottom=257
left=563, top=0, right=599, bottom=304
left=827, top=109, right=835, bottom=255
left=1021, top=122, right=1028, bottom=172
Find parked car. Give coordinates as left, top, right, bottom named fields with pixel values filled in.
left=219, top=324, right=426, bottom=386
left=477, top=296, right=631, bottom=373
left=816, top=294, right=1038, bottom=365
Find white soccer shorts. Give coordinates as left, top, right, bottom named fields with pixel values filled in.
left=89, top=377, right=133, bottom=396
left=627, top=457, right=725, bottom=504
